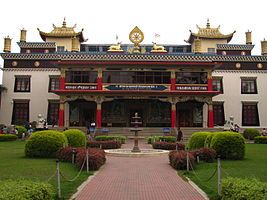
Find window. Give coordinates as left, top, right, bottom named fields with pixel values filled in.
left=47, top=101, right=59, bottom=126
left=65, top=71, right=97, bottom=83
left=49, top=76, right=60, bottom=91
left=14, top=76, right=30, bottom=92
left=213, top=103, right=225, bottom=126
left=212, top=78, right=223, bottom=93
left=103, top=71, right=170, bottom=84
left=176, top=72, right=207, bottom=84
left=12, top=100, right=29, bottom=125
left=241, top=78, right=257, bottom=94
left=57, top=46, right=65, bottom=52
left=242, top=102, right=259, bottom=126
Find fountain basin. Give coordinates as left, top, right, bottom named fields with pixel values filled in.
left=105, top=149, right=169, bottom=157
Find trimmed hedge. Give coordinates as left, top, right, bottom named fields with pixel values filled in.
left=25, top=130, right=68, bottom=158
left=169, top=150, right=195, bottom=170
left=75, top=148, right=106, bottom=170
left=191, top=147, right=217, bottom=163
left=147, top=136, right=176, bottom=144
left=210, top=131, right=245, bottom=160
left=95, top=135, right=126, bottom=144
left=63, top=129, right=87, bottom=147
left=204, top=132, right=217, bottom=148
left=16, top=125, right=27, bottom=138
left=0, top=134, right=18, bottom=141
left=57, top=147, right=106, bottom=170
left=87, top=140, right=121, bottom=149
left=222, top=177, right=267, bottom=200
left=254, top=136, right=267, bottom=144
left=152, top=142, right=185, bottom=150
left=243, top=128, right=260, bottom=140
left=0, top=179, right=55, bottom=200
left=188, top=132, right=210, bottom=150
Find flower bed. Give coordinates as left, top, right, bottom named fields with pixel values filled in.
left=152, top=141, right=185, bottom=150
left=87, top=140, right=121, bottom=149
left=169, top=150, right=195, bottom=170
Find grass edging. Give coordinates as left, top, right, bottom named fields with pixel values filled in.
left=184, top=175, right=209, bottom=200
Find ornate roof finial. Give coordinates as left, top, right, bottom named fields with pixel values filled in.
left=206, top=18, right=210, bottom=29
left=62, top=17, right=66, bottom=28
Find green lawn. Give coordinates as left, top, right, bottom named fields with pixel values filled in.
left=0, top=141, right=93, bottom=199
left=182, top=144, right=267, bottom=199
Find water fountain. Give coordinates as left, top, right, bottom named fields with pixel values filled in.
left=105, top=113, right=169, bottom=157
left=130, top=112, right=143, bottom=152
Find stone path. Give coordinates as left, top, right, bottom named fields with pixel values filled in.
left=75, top=140, right=206, bottom=200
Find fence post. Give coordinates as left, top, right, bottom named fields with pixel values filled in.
left=217, top=155, right=221, bottom=196
left=186, top=148, right=189, bottom=172
left=196, top=153, right=200, bottom=163
left=86, top=147, right=89, bottom=173
left=72, top=148, right=76, bottom=164
left=56, top=160, right=61, bottom=199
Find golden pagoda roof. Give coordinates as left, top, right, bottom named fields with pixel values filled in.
left=186, top=19, right=235, bottom=44
left=37, top=18, right=86, bottom=42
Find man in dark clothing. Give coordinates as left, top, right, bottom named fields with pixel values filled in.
left=176, top=127, right=183, bottom=142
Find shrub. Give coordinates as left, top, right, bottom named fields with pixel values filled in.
left=95, top=135, right=126, bottom=144
left=56, top=146, right=80, bottom=162
left=0, top=134, right=18, bottom=141
left=63, top=129, right=86, bottom=147
left=169, top=150, right=195, bottom=170
left=222, top=177, right=267, bottom=200
left=204, top=132, right=217, bottom=148
left=188, top=132, right=210, bottom=150
left=25, top=130, right=68, bottom=158
left=75, top=148, right=106, bottom=170
left=147, top=136, right=176, bottom=144
left=0, top=179, right=55, bottom=200
left=192, top=147, right=217, bottom=163
left=152, top=142, right=185, bottom=150
left=15, top=125, right=27, bottom=139
left=87, top=140, right=121, bottom=149
left=210, top=131, right=245, bottom=160
left=243, top=128, right=260, bottom=140
left=254, top=136, right=267, bottom=144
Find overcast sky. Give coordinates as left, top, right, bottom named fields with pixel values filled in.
left=1, top=0, right=267, bottom=83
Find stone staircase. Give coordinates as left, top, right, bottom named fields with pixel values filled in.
left=51, top=126, right=223, bottom=141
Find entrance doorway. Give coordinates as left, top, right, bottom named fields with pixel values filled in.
left=176, top=101, right=203, bottom=127
left=69, top=100, right=96, bottom=126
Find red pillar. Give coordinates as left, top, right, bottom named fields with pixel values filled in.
left=170, top=78, right=176, bottom=90
left=171, top=103, right=177, bottom=128
left=170, top=71, right=176, bottom=91
left=59, top=102, right=65, bottom=127
left=97, top=77, right=103, bottom=90
left=207, top=72, right=212, bottom=91
left=208, top=104, right=214, bottom=128
left=60, top=76, right=65, bottom=90
left=96, top=103, right=102, bottom=128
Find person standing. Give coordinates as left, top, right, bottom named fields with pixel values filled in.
left=176, top=127, right=183, bottom=142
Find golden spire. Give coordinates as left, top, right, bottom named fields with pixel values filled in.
left=62, top=17, right=66, bottom=28
left=206, top=18, right=210, bottom=29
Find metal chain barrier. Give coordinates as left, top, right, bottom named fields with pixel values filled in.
left=188, top=158, right=217, bottom=182
left=60, top=154, right=87, bottom=182
left=46, top=171, right=57, bottom=182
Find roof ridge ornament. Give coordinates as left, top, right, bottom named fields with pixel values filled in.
left=62, top=17, right=67, bottom=28
left=206, top=18, right=210, bottom=29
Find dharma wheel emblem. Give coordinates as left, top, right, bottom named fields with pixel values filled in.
left=129, top=26, right=144, bottom=53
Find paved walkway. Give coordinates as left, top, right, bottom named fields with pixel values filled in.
left=75, top=140, right=205, bottom=200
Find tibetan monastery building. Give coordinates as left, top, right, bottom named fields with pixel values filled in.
left=1, top=19, right=267, bottom=130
